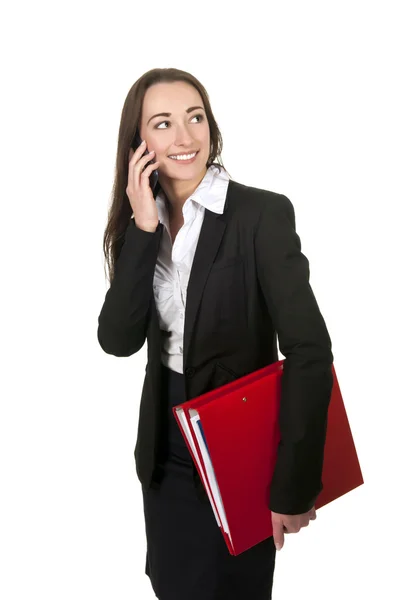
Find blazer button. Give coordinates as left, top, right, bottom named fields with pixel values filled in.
left=185, top=367, right=196, bottom=378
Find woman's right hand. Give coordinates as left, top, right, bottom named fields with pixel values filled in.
left=127, top=140, right=160, bottom=231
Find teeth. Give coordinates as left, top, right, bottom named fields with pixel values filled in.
left=169, top=152, right=197, bottom=161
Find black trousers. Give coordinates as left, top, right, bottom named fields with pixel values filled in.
left=141, top=363, right=276, bottom=600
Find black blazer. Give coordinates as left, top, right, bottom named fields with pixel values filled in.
left=97, top=178, right=334, bottom=515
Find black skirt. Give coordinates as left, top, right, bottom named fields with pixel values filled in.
left=141, top=363, right=276, bottom=600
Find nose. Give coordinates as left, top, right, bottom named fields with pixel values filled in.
left=174, top=125, right=195, bottom=147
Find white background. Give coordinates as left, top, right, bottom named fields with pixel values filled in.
left=1, top=1, right=411, bottom=598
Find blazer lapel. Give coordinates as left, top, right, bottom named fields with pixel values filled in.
left=183, top=184, right=232, bottom=368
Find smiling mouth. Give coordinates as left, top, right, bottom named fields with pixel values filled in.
left=168, top=151, right=199, bottom=162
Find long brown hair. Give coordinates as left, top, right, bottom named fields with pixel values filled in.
left=102, top=68, right=230, bottom=284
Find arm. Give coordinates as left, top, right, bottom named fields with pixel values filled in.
left=97, top=219, right=162, bottom=357
left=254, top=194, right=333, bottom=514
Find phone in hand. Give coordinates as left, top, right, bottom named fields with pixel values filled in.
left=131, top=130, right=159, bottom=193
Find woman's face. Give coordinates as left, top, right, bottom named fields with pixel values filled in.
left=139, top=81, right=210, bottom=184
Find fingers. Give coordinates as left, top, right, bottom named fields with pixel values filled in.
left=284, top=522, right=301, bottom=533
left=129, top=139, right=147, bottom=163
left=271, top=508, right=317, bottom=550
left=128, top=140, right=159, bottom=191
left=271, top=514, right=286, bottom=551
left=136, top=151, right=156, bottom=173
left=128, top=140, right=151, bottom=178
left=128, top=142, right=146, bottom=190
left=141, top=160, right=160, bottom=182
left=272, top=523, right=284, bottom=551
left=141, top=150, right=156, bottom=170
left=145, top=160, right=160, bottom=172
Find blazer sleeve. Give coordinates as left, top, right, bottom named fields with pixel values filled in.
left=97, top=219, right=162, bottom=357
left=254, top=194, right=334, bottom=515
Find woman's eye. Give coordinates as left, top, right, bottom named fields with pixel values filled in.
left=156, top=114, right=204, bottom=129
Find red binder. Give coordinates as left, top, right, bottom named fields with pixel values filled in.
left=173, top=360, right=363, bottom=556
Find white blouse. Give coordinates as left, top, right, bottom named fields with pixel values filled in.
left=152, top=164, right=230, bottom=374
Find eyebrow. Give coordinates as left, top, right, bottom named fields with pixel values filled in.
left=147, top=106, right=205, bottom=126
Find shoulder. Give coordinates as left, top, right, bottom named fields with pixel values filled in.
left=228, top=179, right=295, bottom=226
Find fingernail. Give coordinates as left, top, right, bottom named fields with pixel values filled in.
left=275, top=544, right=281, bottom=551
left=141, top=139, right=146, bottom=146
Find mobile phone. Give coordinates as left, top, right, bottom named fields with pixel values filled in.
left=131, top=130, right=159, bottom=193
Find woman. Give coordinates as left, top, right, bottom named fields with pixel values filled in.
left=97, top=67, right=334, bottom=600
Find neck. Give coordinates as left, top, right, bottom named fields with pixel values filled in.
left=159, top=166, right=208, bottom=219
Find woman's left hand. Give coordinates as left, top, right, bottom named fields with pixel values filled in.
left=271, top=506, right=317, bottom=551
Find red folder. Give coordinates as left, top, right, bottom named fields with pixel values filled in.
left=173, top=360, right=363, bottom=556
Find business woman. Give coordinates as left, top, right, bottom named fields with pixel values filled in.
left=97, top=67, right=334, bottom=600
